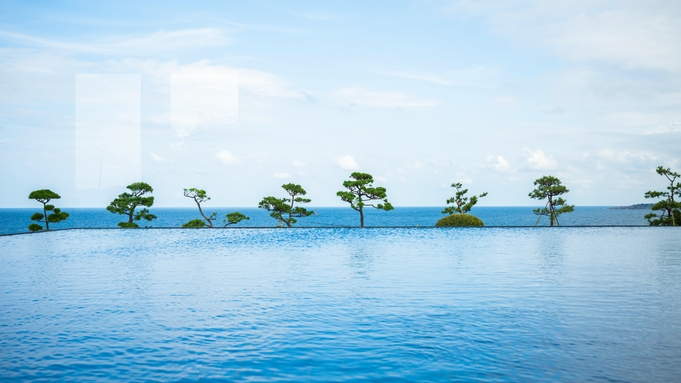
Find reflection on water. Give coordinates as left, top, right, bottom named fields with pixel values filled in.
left=346, top=244, right=375, bottom=279
left=1, top=227, right=680, bottom=382
left=535, top=230, right=566, bottom=277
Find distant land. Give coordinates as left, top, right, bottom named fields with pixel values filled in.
left=609, top=203, right=654, bottom=210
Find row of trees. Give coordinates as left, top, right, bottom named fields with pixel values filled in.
left=27, top=167, right=681, bottom=231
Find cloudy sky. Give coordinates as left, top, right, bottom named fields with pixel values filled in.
left=1, top=0, right=679, bottom=208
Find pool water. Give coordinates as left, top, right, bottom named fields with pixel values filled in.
left=1, top=227, right=679, bottom=381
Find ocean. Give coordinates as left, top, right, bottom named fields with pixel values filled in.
left=0, top=206, right=651, bottom=235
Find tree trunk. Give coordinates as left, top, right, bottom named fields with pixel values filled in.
left=287, top=195, right=295, bottom=228
left=43, top=202, right=49, bottom=230
left=359, top=206, right=364, bottom=228
left=196, top=200, right=212, bottom=227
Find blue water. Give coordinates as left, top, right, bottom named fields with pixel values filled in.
left=1, top=227, right=679, bottom=381
left=0, top=206, right=650, bottom=235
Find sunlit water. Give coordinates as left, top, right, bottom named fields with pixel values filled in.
left=1, top=227, right=679, bottom=381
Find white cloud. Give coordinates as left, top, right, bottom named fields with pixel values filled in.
left=494, top=96, right=518, bottom=109
left=274, top=172, right=291, bottom=179
left=645, top=122, right=681, bottom=135
left=171, top=73, right=238, bottom=138
left=444, top=1, right=681, bottom=72
left=335, top=154, right=359, bottom=170
left=150, top=152, right=168, bottom=163
left=383, top=71, right=450, bottom=85
left=523, top=148, right=557, bottom=170
left=216, top=150, right=240, bottom=165
left=451, top=174, right=473, bottom=184
left=487, top=155, right=511, bottom=172
left=0, top=28, right=230, bottom=56
left=382, top=66, right=500, bottom=87
left=334, top=87, right=438, bottom=109
left=292, top=159, right=306, bottom=167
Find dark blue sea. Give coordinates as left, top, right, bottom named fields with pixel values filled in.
left=0, top=206, right=651, bottom=235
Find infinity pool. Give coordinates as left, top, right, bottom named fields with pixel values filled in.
left=1, top=228, right=679, bottom=381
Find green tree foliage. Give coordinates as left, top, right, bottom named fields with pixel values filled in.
left=106, top=182, right=157, bottom=228
left=436, top=214, right=484, bottom=227
left=182, top=188, right=249, bottom=228
left=183, top=188, right=217, bottom=227
left=529, top=175, right=574, bottom=226
left=182, top=218, right=206, bottom=228
left=644, top=166, right=681, bottom=226
left=28, top=189, right=69, bottom=231
left=258, top=183, right=313, bottom=227
left=224, top=212, right=250, bottom=227
left=442, top=182, right=488, bottom=215
left=337, top=172, right=393, bottom=227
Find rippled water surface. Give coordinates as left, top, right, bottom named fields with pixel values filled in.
left=1, top=228, right=680, bottom=382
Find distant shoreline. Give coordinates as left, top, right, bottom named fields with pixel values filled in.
left=609, top=203, right=654, bottom=210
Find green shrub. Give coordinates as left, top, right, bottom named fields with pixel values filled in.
left=436, top=214, right=484, bottom=227
left=182, top=219, right=206, bottom=228
left=28, top=223, right=43, bottom=232
left=118, top=222, right=139, bottom=228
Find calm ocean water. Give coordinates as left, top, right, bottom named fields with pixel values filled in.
left=0, top=206, right=650, bottom=235
left=1, top=227, right=679, bottom=381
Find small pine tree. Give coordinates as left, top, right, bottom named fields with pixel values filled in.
left=106, top=182, right=157, bottom=228
left=259, top=183, right=313, bottom=227
left=337, top=172, right=393, bottom=227
left=529, top=176, right=574, bottom=226
left=28, top=189, right=69, bottom=231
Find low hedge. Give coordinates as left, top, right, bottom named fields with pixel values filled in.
left=435, top=214, right=484, bottom=227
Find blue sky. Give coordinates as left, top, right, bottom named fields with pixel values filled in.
left=1, top=0, right=679, bottom=207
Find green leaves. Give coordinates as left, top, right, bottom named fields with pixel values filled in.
left=47, top=208, right=69, bottom=223
left=644, top=166, right=681, bottom=226
left=529, top=176, right=574, bottom=226
left=224, top=212, right=250, bottom=226
left=258, top=183, right=312, bottom=227
left=183, top=219, right=207, bottom=228
left=28, top=189, right=61, bottom=204
left=107, top=182, right=156, bottom=228
left=184, top=188, right=210, bottom=203
left=337, top=172, right=393, bottom=227
left=28, top=189, right=68, bottom=231
left=436, top=214, right=484, bottom=227
left=442, top=182, right=487, bottom=215
left=183, top=187, right=216, bottom=227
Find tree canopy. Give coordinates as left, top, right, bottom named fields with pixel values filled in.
left=529, top=175, right=574, bottom=226
left=106, top=182, right=156, bottom=228
left=183, top=188, right=217, bottom=227
left=436, top=214, right=484, bottom=227
left=258, top=183, right=313, bottom=227
left=442, top=182, right=488, bottom=215
left=224, top=212, right=250, bottom=227
left=28, top=189, right=69, bottom=231
left=337, top=172, right=393, bottom=227
left=644, top=166, right=681, bottom=226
